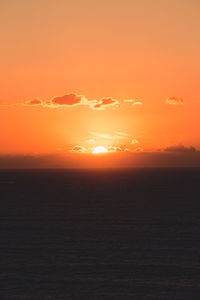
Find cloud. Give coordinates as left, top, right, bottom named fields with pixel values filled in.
left=131, top=139, right=139, bottom=145
left=49, top=95, right=119, bottom=110
left=0, top=99, right=43, bottom=106
left=50, top=93, right=86, bottom=107
left=124, top=99, right=135, bottom=103
left=133, top=147, right=143, bottom=152
left=1, top=93, right=143, bottom=110
left=108, top=146, right=122, bottom=152
left=90, top=132, right=114, bottom=139
left=166, top=97, right=184, bottom=105
left=92, top=97, right=119, bottom=110
left=115, top=132, right=131, bottom=138
left=23, top=99, right=43, bottom=106
left=133, top=101, right=143, bottom=105
left=164, top=144, right=197, bottom=153
left=71, top=145, right=86, bottom=153
left=90, top=131, right=133, bottom=141
left=86, top=138, right=96, bottom=144
left=124, top=99, right=143, bottom=105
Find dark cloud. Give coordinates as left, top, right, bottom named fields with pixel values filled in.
left=166, top=97, right=184, bottom=105
left=164, top=145, right=197, bottom=153
left=49, top=95, right=119, bottom=110
left=93, top=97, right=119, bottom=109
left=24, top=99, right=43, bottom=106
left=50, top=93, right=85, bottom=106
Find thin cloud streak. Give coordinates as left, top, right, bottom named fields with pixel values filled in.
left=124, top=99, right=143, bottom=105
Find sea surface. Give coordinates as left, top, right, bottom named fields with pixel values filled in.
left=1, top=168, right=200, bottom=299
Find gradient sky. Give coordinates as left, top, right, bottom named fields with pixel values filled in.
left=0, top=0, right=200, bottom=166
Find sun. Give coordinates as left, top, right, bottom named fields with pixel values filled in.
left=93, top=146, right=108, bottom=154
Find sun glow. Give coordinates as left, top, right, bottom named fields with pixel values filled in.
left=93, top=146, right=108, bottom=154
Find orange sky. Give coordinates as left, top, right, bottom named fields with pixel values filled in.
left=0, top=0, right=200, bottom=166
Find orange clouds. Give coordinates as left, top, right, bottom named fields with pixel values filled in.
left=47, top=94, right=120, bottom=110
left=166, top=97, right=184, bottom=105
left=69, top=130, right=141, bottom=154
left=50, top=94, right=85, bottom=106
left=24, top=99, right=44, bottom=106
left=70, top=145, right=128, bottom=154
left=0, top=93, right=145, bottom=110
left=93, top=97, right=119, bottom=110
left=108, top=146, right=122, bottom=152
left=90, top=131, right=136, bottom=141
left=124, top=99, right=143, bottom=105
left=90, top=132, right=114, bottom=139
left=133, top=101, right=143, bottom=105
left=69, top=144, right=143, bottom=154
left=71, top=145, right=86, bottom=153
left=131, top=139, right=139, bottom=145
left=20, top=93, right=120, bottom=110
left=18, top=94, right=187, bottom=109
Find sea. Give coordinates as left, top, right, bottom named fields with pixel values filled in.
left=1, top=168, right=200, bottom=299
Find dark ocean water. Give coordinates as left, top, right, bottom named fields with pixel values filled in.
left=0, top=169, right=200, bottom=299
